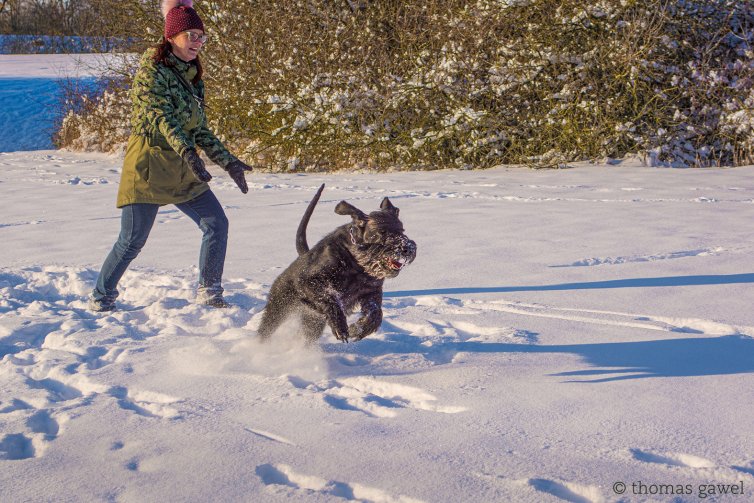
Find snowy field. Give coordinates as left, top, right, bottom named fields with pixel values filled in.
left=0, top=54, right=115, bottom=152
left=2, top=57, right=754, bottom=503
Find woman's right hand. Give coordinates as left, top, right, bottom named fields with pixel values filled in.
left=226, top=160, right=253, bottom=194
left=182, top=148, right=212, bottom=182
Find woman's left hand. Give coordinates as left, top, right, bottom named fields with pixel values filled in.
left=226, top=160, right=254, bottom=194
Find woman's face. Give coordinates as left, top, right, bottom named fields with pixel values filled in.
left=169, top=29, right=205, bottom=62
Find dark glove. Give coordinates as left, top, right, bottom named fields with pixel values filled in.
left=182, top=148, right=212, bottom=183
left=226, top=159, right=253, bottom=194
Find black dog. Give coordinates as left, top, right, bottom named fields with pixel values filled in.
left=258, top=184, right=417, bottom=342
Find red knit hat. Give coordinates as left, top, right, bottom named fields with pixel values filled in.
left=162, top=0, right=204, bottom=40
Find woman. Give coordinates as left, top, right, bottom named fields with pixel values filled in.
left=89, top=0, right=252, bottom=311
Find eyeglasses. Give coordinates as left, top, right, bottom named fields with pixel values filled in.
left=184, top=31, right=208, bottom=44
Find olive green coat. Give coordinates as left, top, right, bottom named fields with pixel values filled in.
left=116, top=49, right=237, bottom=208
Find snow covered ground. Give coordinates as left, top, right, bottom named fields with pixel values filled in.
left=2, top=57, right=754, bottom=503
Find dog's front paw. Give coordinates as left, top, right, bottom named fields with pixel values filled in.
left=332, top=328, right=350, bottom=343
left=348, top=324, right=369, bottom=341
left=328, top=318, right=351, bottom=343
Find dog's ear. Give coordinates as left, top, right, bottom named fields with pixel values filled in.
left=380, top=197, right=399, bottom=216
left=335, top=201, right=368, bottom=227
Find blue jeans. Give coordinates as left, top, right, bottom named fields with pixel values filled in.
left=92, top=189, right=229, bottom=303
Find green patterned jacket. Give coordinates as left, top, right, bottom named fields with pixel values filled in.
left=116, top=48, right=236, bottom=207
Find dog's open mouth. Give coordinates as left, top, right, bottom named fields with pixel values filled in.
left=386, top=257, right=407, bottom=271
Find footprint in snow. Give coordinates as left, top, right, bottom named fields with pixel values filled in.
left=528, top=478, right=604, bottom=503
left=25, top=409, right=60, bottom=440
left=1, top=379, right=79, bottom=460
left=109, top=386, right=183, bottom=419
left=0, top=321, right=63, bottom=357
left=25, top=377, right=83, bottom=403
left=319, top=376, right=466, bottom=418
left=255, top=463, right=425, bottom=502
left=630, top=448, right=716, bottom=469
left=0, top=399, right=33, bottom=414
left=78, top=346, right=125, bottom=371
left=732, top=462, right=754, bottom=477
left=0, top=433, right=35, bottom=460
left=24, top=409, right=67, bottom=456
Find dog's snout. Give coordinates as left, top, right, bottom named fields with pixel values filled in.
left=401, top=237, right=417, bottom=261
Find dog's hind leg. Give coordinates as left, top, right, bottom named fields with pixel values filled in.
left=300, top=310, right=327, bottom=344
left=257, top=301, right=290, bottom=340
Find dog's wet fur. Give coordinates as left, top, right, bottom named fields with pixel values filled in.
left=258, top=184, right=417, bottom=343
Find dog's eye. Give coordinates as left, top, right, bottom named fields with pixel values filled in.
left=365, top=229, right=384, bottom=242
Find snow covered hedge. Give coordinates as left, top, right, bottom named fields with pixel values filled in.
left=58, top=0, right=754, bottom=169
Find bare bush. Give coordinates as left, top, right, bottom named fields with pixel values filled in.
left=55, top=77, right=131, bottom=153
left=57, top=0, right=754, bottom=170
left=0, top=0, right=108, bottom=36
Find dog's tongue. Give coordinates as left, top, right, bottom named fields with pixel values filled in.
left=387, top=258, right=403, bottom=270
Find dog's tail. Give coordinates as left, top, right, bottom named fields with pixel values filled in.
left=296, top=184, right=325, bottom=256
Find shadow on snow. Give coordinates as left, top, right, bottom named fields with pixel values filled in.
left=325, top=332, right=754, bottom=383
left=385, top=273, right=754, bottom=298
